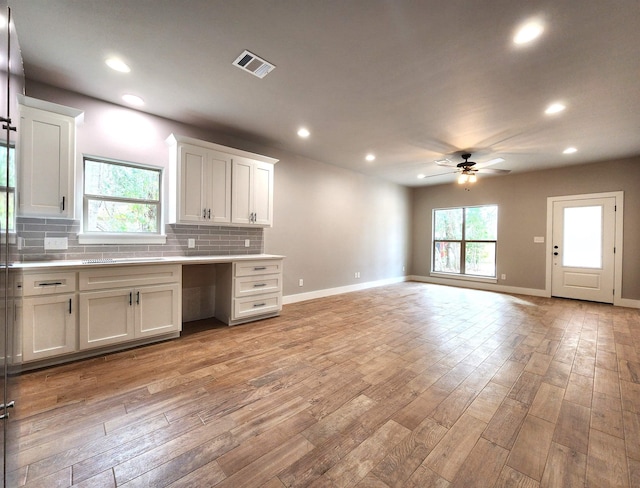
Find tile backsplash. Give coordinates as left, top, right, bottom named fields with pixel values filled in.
left=15, top=217, right=264, bottom=262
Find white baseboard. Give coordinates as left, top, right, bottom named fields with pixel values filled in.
left=283, top=276, right=406, bottom=305
left=409, top=274, right=548, bottom=298
left=616, top=297, right=640, bottom=309
left=284, top=275, right=640, bottom=310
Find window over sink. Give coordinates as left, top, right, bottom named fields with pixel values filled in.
left=79, top=156, right=166, bottom=244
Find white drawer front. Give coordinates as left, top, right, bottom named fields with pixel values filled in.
left=233, top=293, right=281, bottom=320
left=22, top=271, right=77, bottom=296
left=234, top=259, right=282, bottom=277
left=234, top=274, right=281, bottom=298
left=79, top=265, right=181, bottom=291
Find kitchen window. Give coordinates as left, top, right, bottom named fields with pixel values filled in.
left=80, top=156, right=165, bottom=244
left=0, top=144, right=16, bottom=233
left=432, top=205, right=498, bottom=278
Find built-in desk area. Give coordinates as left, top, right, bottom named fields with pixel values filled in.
left=12, top=254, right=284, bottom=369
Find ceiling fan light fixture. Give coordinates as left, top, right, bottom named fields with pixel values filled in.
left=514, top=19, right=545, bottom=45
left=545, top=102, right=566, bottom=115
left=458, top=173, right=468, bottom=184
left=469, top=173, right=477, bottom=183
left=105, top=57, right=131, bottom=73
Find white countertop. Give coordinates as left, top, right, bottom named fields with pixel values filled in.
left=12, top=254, right=285, bottom=270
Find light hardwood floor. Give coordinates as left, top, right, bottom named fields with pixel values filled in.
left=7, top=282, right=640, bottom=487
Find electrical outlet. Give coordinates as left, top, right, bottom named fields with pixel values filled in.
left=245, top=239, right=250, bottom=247
left=44, top=237, right=68, bottom=250
left=298, top=278, right=303, bottom=287
left=355, top=272, right=360, bottom=279
left=187, top=238, right=196, bottom=249
left=501, top=274, right=507, bottom=280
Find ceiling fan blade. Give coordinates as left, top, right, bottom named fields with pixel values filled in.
left=421, top=170, right=457, bottom=178
left=477, top=168, right=511, bottom=174
left=475, top=157, right=505, bottom=169
left=434, top=159, right=457, bottom=167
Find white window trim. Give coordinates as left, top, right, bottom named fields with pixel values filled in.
left=81, top=155, right=164, bottom=244
left=78, top=232, right=167, bottom=245
left=431, top=204, right=498, bottom=279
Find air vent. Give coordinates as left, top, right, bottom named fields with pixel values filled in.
left=232, top=50, right=275, bottom=79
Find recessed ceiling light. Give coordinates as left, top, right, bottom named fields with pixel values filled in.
left=365, top=154, right=376, bottom=162
left=297, top=127, right=310, bottom=138
left=417, top=174, right=426, bottom=179
left=563, top=147, right=577, bottom=154
left=106, top=57, right=131, bottom=73
left=513, top=19, right=545, bottom=45
left=545, top=102, right=566, bottom=115
left=122, top=94, right=144, bottom=106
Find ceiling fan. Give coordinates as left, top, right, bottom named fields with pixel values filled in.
left=428, top=153, right=511, bottom=184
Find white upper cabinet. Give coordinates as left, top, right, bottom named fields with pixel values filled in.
left=231, top=157, right=274, bottom=226
left=167, top=135, right=232, bottom=225
left=18, top=96, right=83, bottom=219
left=167, top=134, right=277, bottom=227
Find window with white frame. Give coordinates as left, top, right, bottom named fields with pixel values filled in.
left=83, top=156, right=161, bottom=235
left=432, top=205, right=498, bottom=277
left=0, top=144, right=16, bottom=232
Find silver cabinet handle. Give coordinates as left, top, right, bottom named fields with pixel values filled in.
left=208, top=209, right=211, bottom=219
left=69, top=298, right=72, bottom=314
left=253, top=283, right=267, bottom=288
left=136, top=291, right=140, bottom=305
left=253, top=266, right=267, bottom=271
left=203, top=208, right=207, bottom=218
left=253, top=303, right=266, bottom=308
left=38, top=282, right=63, bottom=287
left=61, top=196, right=66, bottom=212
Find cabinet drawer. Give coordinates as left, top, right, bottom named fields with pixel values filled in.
left=234, top=274, right=282, bottom=298
left=233, top=293, right=281, bottom=321
left=79, top=264, right=181, bottom=291
left=22, top=271, right=77, bottom=296
left=234, top=259, right=282, bottom=277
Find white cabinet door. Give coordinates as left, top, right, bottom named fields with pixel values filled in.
left=231, top=158, right=274, bottom=226
left=22, top=294, right=76, bottom=361
left=231, top=158, right=253, bottom=225
left=206, top=151, right=232, bottom=223
left=19, top=105, right=76, bottom=218
left=79, top=289, right=135, bottom=350
left=253, top=160, right=274, bottom=226
left=134, top=283, right=181, bottom=338
left=179, top=144, right=208, bottom=223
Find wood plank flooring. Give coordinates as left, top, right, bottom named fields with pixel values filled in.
left=7, top=282, right=640, bottom=487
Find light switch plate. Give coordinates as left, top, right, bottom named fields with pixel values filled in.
left=534, top=236, right=545, bottom=243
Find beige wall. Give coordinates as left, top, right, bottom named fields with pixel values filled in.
left=265, top=150, right=410, bottom=296
left=411, top=156, right=640, bottom=300
left=26, top=82, right=411, bottom=298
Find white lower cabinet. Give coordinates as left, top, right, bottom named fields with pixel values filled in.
left=22, top=293, right=76, bottom=362
left=79, top=283, right=181, bottom=350
left=215, top=259, right=283, bottom=325
left=78, top=265, right=182, bottom=351
left=20, top=270, right=78, bottom=362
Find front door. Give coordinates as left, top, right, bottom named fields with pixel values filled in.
left=551, top=196, right=616, bottom=303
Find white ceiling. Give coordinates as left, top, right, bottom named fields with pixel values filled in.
left=8, top=0, right=640, bottom=187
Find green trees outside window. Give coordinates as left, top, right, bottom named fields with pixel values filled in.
left=84, top=157, right=161, bottom=234
left=433, top=205, right=497, bottom=277
left=0, top=144, right=16, bottom=232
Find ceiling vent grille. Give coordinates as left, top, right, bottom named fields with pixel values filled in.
left=232, top=50, right=275, bottom=79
